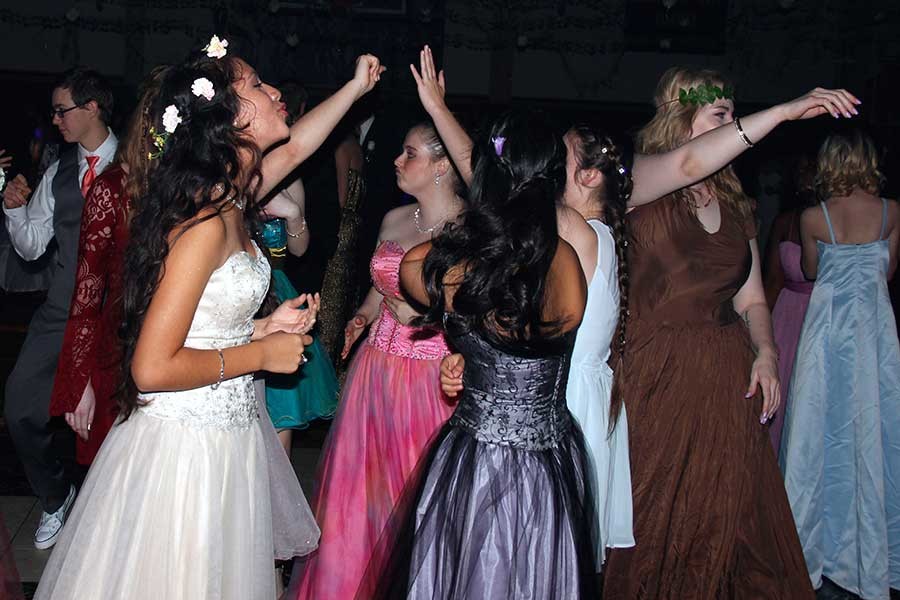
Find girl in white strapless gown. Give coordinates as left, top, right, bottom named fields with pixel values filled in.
left=35, top=246, right=317, bottom=599
left=35, top=45, right=385, bottom=600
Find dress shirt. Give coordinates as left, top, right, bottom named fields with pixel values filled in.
left=2, top=128, right=118, bottom=261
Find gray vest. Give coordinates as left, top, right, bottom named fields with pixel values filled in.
left=45, top=147, right=86, bottom=314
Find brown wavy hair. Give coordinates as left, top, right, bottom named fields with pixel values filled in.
left=637, top=66, right=752, bottom=220
left=815, top=129, right=884, bottom=200
left=116, top=66, right=169, bottom=203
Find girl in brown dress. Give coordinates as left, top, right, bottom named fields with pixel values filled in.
left=602, top=67, right=859, bottom=598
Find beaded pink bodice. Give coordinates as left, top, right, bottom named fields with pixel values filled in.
left=366, top=240, right=449, bottom=360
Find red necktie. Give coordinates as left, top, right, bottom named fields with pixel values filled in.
left=81, top=155, right=100, bottom=197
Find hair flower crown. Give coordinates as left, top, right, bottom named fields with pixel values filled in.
left=491, top=136, right=506, bottom=156
left=192, top=77, right=215, bottom=101
left=677, top=83, right=734, bottom=107
left=147, top=104, right=181, bottom=160
left=203, top=35, right=228, bottom=59
left=148, top=127, right=169, bottom=160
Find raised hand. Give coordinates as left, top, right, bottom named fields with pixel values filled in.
left=779, top=88, right=861, bottom=121
left=410, top=45, right=447, bottom=116
left=353, top=54, right=386, bottom=98
left=3, top=174, right=31, bottom=209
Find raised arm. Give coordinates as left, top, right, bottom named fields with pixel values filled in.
left=630, top=88, right=861, bottom=207
left=3, top=168, right=53, bottom=261
left=257, top=55, right=385, bottom=199
left=410, top=46, right=473, bottom=186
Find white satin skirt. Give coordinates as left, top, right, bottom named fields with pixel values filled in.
left=35, top=398, right=317, bottom=599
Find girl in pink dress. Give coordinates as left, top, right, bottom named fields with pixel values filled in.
left=764, top=172, right=816, bottom=453
left=293, top=121, right=464, bottom=599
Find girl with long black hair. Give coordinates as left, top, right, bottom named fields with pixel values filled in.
left=35, top=42, right=382, bottom=599
left=359, top=108, right=598, bottom=598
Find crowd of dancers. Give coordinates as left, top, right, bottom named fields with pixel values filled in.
left=0, top=34, right=896, bottom=600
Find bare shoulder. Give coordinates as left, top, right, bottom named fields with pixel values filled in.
left=557, top=206, right=597, bottom=242
left=886, top=197, right=900, bottom=218
left=379, top=204, right=416, bottom=238
left=549, top=238, right=587, bottom=297
left=800, top=204, right=823, bottom=231
left=167, top=207, right=228, bottom=266
left=547, top=238, right=587, bottom=330
left=383, top=203, right=416, bottom=224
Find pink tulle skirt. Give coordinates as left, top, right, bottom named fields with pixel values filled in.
left=293, top=342, right=454, bottom=599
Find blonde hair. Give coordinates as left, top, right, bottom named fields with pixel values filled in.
left=637, top=66, right=752, bottom=219
left=117, top=66, right=168, bottom=203
left=815, top=129, right=884, bottom=200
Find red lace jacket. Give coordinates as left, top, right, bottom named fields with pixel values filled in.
left=49, top=165, right=128, bottom=464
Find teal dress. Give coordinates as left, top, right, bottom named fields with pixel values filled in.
left=261, top=218, right=339, bottom=429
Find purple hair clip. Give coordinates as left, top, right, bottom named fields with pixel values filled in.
left=491, top=136, right=506, bottom=157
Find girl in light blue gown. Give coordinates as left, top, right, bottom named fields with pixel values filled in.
left=781, top=130, right=900, bottom=600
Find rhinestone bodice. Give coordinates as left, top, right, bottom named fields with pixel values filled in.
left=138, top=244, right=271, bottom=429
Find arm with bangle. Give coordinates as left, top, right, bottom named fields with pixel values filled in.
left=131, top=214, right=311, bottom=393
left=282, top=178, right=310, bottom=257
left=630, top=87, right=861, bottom=207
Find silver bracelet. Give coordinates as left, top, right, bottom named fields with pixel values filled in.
left=286, top=217, right=307, bottom=238
left=211, top=348, right=225, bottom=390
left=733, top=117, right=754, bottom=148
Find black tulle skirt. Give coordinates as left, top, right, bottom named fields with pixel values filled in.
left=359, top=421, right=599, bottom=599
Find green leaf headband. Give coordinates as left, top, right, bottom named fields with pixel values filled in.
left=676, top=83, right=735, bottom=107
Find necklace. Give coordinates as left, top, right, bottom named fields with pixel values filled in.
left=414, top=206, right=447, bottom=234
left=213, top=182, right=244, bottom=210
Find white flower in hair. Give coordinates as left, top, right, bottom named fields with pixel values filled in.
left=192, top=77, right=215, bottom=101
left=162, top=105, right=182, bottom=134
left=204, top=35, right=229, bottom=59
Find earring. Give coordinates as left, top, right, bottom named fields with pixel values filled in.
left=434, top=174, right=441, bottom=186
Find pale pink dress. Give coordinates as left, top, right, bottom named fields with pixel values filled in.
left=293, top=240, right=454, bottom=599
left=769, top=241, right=813, bottom=452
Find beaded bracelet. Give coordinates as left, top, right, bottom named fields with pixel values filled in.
left=211, top=348, right=225, bottom=390
left=733, top=117, right=754, bottom=148
left=286, top=217, right=307, bottom=239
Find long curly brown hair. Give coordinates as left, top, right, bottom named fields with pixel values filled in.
left=116, top=66, right=169, bottom=204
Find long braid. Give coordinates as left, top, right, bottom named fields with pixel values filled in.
left=568, top=125, right=633, bottom=432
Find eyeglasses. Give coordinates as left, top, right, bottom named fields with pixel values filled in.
left=50, top=104, right=85, bottom=120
